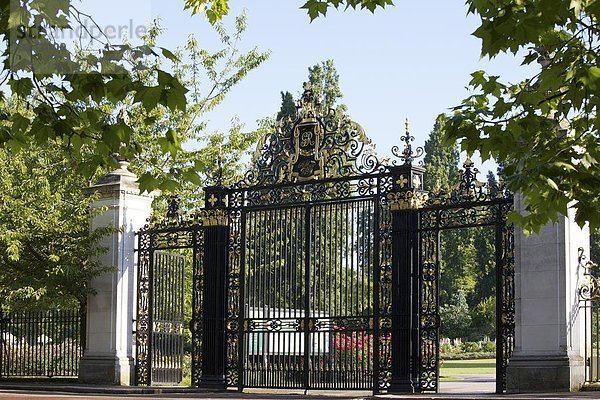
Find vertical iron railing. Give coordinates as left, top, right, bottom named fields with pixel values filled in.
left=237, top=197, right=378, bottom=390
left=151, top=251, right=185, bottom=384
left=583, top=298, right=600, bottom=383
left=0, top=309, right=84, bottom=378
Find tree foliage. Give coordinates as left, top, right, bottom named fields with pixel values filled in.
left=0, top=16, right=267, bottom=309
left=308, top=59, right=347, bottom=114
left=276, top=91, right=296, bottom=122
left=440, top=290, right=472, bottom=340
left=0, top=120, right=111, bottom=309
left=97, top=17, right=269, bottom=197
left=1, top=1, right=266, bottom=195
left=1, top=0, right=191, bottom=190
left=444, top=0, right=600, bottom=233
left=423, top=115, right=460, bottom=192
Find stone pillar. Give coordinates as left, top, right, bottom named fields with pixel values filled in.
left=79, top=161, right=155, bottom=385
left=506, top=194, right=589, bottom=392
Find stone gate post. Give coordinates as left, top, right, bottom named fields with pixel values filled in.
left=79, top=161, right=155, bottom=385
left=506, top=193, right=590, bottom=392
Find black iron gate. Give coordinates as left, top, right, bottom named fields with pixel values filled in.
left=150, top=251, right=185, bottom=383
left=134, top=83, right=515, bottom=394
left=135, top=200, right=203, bottom=386
left=237, top=199, right=378, bottom=389
left=414, top=159, right=515, bottom=393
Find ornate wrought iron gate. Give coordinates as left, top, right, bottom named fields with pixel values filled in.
left=412, top=160, right=515, bottom=393
left=235, top=199, right=379, bottom=389
left=134, top=83, right=515, bottom=394
left=135, top=202, right=204, bottom=386
left=202, top=84, right=399, bottom=392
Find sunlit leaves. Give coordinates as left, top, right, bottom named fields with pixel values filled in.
left=301, top=0, right=394, bottom=20
left=2, top=0, right=190, bottom=190
left=0, top=131, right=112, bottom=309
left=116, top=16, right=268, bottom=196
left=183, top=0, right=393, bottom=22
left=184, top=0, right=230, bottom=24
left=446, top=0, right=600, bottom=232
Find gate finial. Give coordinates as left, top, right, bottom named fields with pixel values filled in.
left=391, top=117, right=424, bottom=166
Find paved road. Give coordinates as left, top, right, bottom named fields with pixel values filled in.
left=439, top=374, right=495, bottom=394
left=0, top=375, right=599, bottom=400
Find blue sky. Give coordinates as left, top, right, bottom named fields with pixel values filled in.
left=91, top=0, right=537, bottom=170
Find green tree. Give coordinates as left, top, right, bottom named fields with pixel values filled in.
left=308, top=59, right=347, bottom=115
left=0, top=135, right=110, bottom=310
left=1, top=0, right=191, bottom=190
left=443, top=0, right=600, bottom=233
left=470, top=296, right=496, bottom=341
left=276, top=91, right=296, bottom=122
left=0, top=17, right=267, bottom=310
left=423, top=115, right=459, bottom=192
left=440, top=289, right=472, bottom=340
left=82, top=16, right=268, bottom=198
left=1, top=1, right=267, bottom=194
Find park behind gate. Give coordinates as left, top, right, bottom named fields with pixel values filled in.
left=134, top=84, right=515, bottom=394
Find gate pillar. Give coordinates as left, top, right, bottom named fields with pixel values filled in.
left=506, top=193, right=589, bottom=392
left=80, top=160, right=156, bottom=385
left=388, top=164, right=426, bottom=393
left=199, top=186, right=230, bottom=389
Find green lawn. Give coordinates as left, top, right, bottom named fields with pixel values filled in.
left=440, top=358, right=496, bottom=379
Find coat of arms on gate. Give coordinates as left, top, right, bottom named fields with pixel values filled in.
left=245, top=82, right=377, bottom=186
left=287, top=83, right=327, bottom=181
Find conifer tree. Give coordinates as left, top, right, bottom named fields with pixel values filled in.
left=307, top=60, right=348, bottom=115
left=276, top=92, right=296, bottom=121
left=423, top=115, right=459, bottom=192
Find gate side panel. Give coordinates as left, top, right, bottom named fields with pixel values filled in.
left=419, top=229, right=439, bottom=392
left=497, top=222, right=515, bottom=392
left=135, top=232, right=152, bottom=385
left=377, top=199, right=393, bottom=392
left=151, top=251, right=185, bottom=384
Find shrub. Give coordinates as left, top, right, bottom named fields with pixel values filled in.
left=462, top=341, right=480, bottom=352
left=440, top=343, right=460, bottom=355
left=483, top=341, right=496, bottom=352
left=442, top=352, right=495, bottom=360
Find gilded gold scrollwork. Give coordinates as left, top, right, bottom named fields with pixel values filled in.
left=387, top=190, right=429, bottom=211
left=200, top=209, right=229, bottom=226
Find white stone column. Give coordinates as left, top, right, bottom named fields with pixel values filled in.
left=79, top=161, right=155, bottom=385
left=506, top=194, right=589, bottom=392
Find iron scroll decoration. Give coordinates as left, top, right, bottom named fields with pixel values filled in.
left=579, top=247, right=600, bottom=301
left=234, top=82, right=386, bottom=188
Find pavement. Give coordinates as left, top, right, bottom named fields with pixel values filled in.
left=0, top=375, right=598, bottom=400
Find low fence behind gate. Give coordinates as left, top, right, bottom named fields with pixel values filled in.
left=0, top=309, right=85, bottom=379
left=578, top=247, right=600, bottom=385
left=582, top=297, right=600, bottom=383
